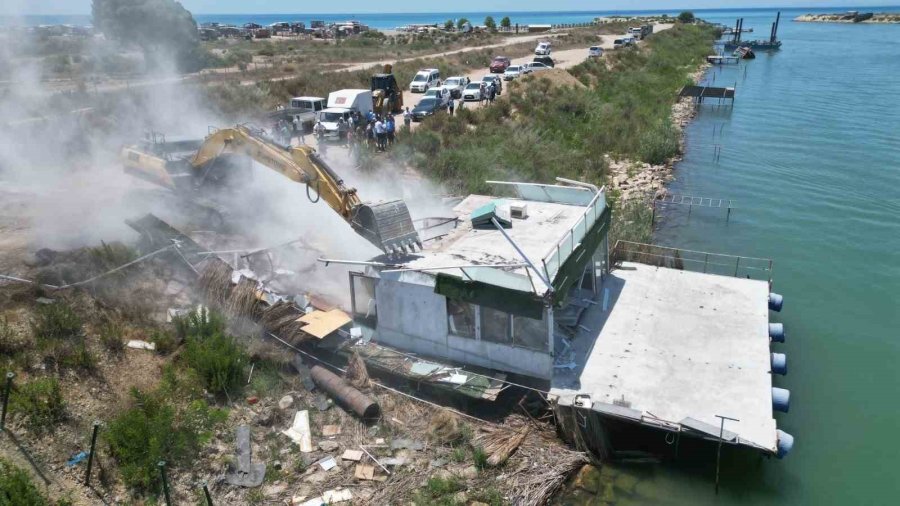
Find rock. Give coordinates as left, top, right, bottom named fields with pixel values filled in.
left=433, top=469, right=453, bottom=480
left=318, top=440, right=339, bottom=452
left=255, top=410, right=275, bottom=427
left=278, top=395, right=294, bottom=410
left=573, top=465, right=601, bottom=493
left=264, top=483, right=287, bottom=497
left=305, top=470, right=328, bottom=483
left=452, top=491, right=467, bottom=503
left=455, top=465, right=478, bottom=480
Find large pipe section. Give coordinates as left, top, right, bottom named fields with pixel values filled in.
left=310, top=365, right=380, bottom=419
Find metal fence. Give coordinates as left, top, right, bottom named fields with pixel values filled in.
left=611, top=241, right=773, bottom=282
left=541, top=189, right=607, bottom=282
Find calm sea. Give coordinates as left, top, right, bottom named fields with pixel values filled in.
left=574, top=6, right=899, bottom=506
left=5, top=6, right=898, bottom=29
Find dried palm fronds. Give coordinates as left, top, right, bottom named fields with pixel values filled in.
left=259, top=301, right=308, bottom=344
left=344, top=351, right=372, bottom=390
left=476, top=425, right=529, bottom=467
left=196, top=260, right=233, bottom=306
left=226, top=276, right=262, bottom=319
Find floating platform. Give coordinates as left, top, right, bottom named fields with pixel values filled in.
left=550, top=242, right=790, bottom=458
left=707, top=54, right=741, bottom=65
left=679, top=85, right=735, bottom=105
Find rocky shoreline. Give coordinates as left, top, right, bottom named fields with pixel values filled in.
left=795, top=13, right=900, bottom=24
left=607, top=63, right=709, bottom=200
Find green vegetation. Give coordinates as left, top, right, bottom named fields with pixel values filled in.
left=0, top=317, right=29, bottom=369
left=485, top=16, right=497, bottom=31
left=472, top=446, right=489, bottom=470
left=178, top=309, right=248, bottom=397
left=678, top=11, right=696, bottom=24
left=10, top=377, right=66, bottom=433
left=99, top=321, right=125, bottom=354
left=457, top=18, right=470, bottom=30
left=398, top=24, right=716, bottom=195
left=0, top=457, right=50, bottom=505
left=31, top=302, right=94, bottom=371
left=501, top=17, right=512, bottom=29
left=444, top=19, right=455, bottom=31
left=104, top=368, right=227, bottom=493
left=424, top=475, right=464, bottom=497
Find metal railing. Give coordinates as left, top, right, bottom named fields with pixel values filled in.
left=541, top=188, right=607, bottom=283
left=611, top=241, right=774, bottom=283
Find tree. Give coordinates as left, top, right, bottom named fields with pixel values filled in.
left=444, top=19, right=454, bottom=31
left=677, top=11, right=695, bottom=24
left=500, top=16, right=512, bottom=29
left=484, top=16, right=496, bottom=31
left=457, top=18, right=470, bottom=31
left=92, top=0, right=202, bottom=71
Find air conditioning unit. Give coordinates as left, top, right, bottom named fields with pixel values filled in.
left=510, top=203, right=528, bottom=219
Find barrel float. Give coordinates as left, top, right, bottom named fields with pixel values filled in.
left=769, top=323, right=785, bottom=343
left=776, top=429, right=794, bottom=458
left=771, top=353, right=787, bottom=375
left=772, top=387, right=791, bottom=413
left=769, top=292, right=784, bottom=312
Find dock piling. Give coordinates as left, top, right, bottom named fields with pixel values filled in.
left=714, top=415, right=740, bottom=494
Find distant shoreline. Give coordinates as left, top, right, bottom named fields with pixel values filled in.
left=794, top=12, right=900, bottom=24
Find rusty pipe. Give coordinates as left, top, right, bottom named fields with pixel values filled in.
left=310, top=365, right=379, bottom=419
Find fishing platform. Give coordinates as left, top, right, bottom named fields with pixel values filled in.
left=679, top=85, right=735, bottom=106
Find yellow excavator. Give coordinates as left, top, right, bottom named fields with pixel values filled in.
left=371, top=64, right=404, bottom=116
left=121, top=125, right=421, bottom=253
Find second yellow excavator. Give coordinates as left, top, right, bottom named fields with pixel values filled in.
left=121, top=125, right=421, bottom=254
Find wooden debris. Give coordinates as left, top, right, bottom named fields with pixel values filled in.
left=341, top=449, right=363, bottom=462
left=322, top=425, right=342, bottom=437
left=354, top=463, right=376, bottom=480
left=476, top=426, right=529, bottom=466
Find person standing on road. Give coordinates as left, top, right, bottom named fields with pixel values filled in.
left=448, top=96, right=455, bottom=116
left=403, top=107, right=412, bottom=129
left=386, top=115, right=395, bottom=146
left=365, top=121, right=374, bottom=149
left=489, top=84, right=496, bottom=105
left=292, top=116, right=300, bottom=140
left=374, top=118, right=386, bottom=152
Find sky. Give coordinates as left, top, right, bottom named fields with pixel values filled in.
left=4, top=0, right=894, bottom=16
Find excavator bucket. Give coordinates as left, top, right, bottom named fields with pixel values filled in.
left=353, top=200, right=422, bottom=254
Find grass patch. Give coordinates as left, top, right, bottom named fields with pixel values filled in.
left=425, top=476, right=465, bottom=497
left=31, top=302, right=94, bottom=371
left=472, top=446, right=489, bottom=470
left=9, top=377, right=66, bottom=434
left=0, top=317, right=29, bottom=369
left=104, top=368, right=227, bottom=493
left=0, top=457, right=51, bottom=505
left=99, top=321, right=125, bottom=355
left=150, top=330, right=178, bottom=356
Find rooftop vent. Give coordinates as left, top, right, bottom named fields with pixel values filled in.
left=510, top=203, right=529, bottom=219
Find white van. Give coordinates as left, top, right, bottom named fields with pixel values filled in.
left=534, top=41, right=552, bottom=56
left=409, top=68, right=441, bottom=93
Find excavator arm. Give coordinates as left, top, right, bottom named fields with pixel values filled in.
left=190, top=125, right=421, bottom=254
left=124, top=125, right=420, bottom=254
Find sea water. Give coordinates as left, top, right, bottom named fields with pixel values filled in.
left=580, top=7, right=900, bottom=506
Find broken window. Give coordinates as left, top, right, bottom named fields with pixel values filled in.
left=480, top=306, right=511, bottom=344
left=349, top=272, right=378, bottom=325
left=447, top=299, right=476, bottom=338
left=512, top=314, right=548, bottom=352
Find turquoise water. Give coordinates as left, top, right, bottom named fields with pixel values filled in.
left=642, top=9, right=900, bottom=506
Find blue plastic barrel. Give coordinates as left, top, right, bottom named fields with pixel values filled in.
left=769, top=292, right=784, bottom=312
left=776, top=429, right=794, bottom=458
left=772, top=387, right=791, bottom=413
left=771, top=353, right=787, bottom=375
left=769, top=323, right=785, bottom=343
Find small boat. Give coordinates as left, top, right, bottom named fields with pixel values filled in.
left=733, top=47, right=756, bottom=59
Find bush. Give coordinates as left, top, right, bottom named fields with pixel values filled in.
left=99, top=321, right=125, bottom=354
left=150, top=330, right=177, bottom=355
left=678, top=11, right=696, bottom=24
left=178, top=308, right=247, bottom=396
left=104, top=383, right=226, bottom=492
left=10, top=377, right=66, bottom=433
left=31, top=303, right=94, bottom=371
left=0, top=457, right=49, bottom=505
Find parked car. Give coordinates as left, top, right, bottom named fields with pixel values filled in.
left=489, top=56, right=512, bottom=73
left=411, top=98, right=444, bottom=121
left=409, top=68, right=441, bottom=93
left=462, top=82, right=485, bottom=101
left=613, top=38, right=627, bottom=49
left=481, top=75, right=502, bottom=95
left=423, top=86, right=451, bottom=107
left=442, top=76, right=470, bottom=98
left=534, top=41, right=552, bottom=55
left=522, top=61, right=552, bottom=73
left=532, top=55, right=555, bottom=68
left=588, top=46, right=604, bottom=58
left=503, top=65, right=524, bottom=80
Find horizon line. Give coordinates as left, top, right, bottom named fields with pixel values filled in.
left=7, top=4, right=900, bottom=18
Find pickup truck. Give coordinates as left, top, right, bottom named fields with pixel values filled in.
left=269, top=96, right=326, bottom=132
left=442, top=76, right=470, bottom=99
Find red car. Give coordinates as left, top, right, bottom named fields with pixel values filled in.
left=489, top=56, right=511, bottom=73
